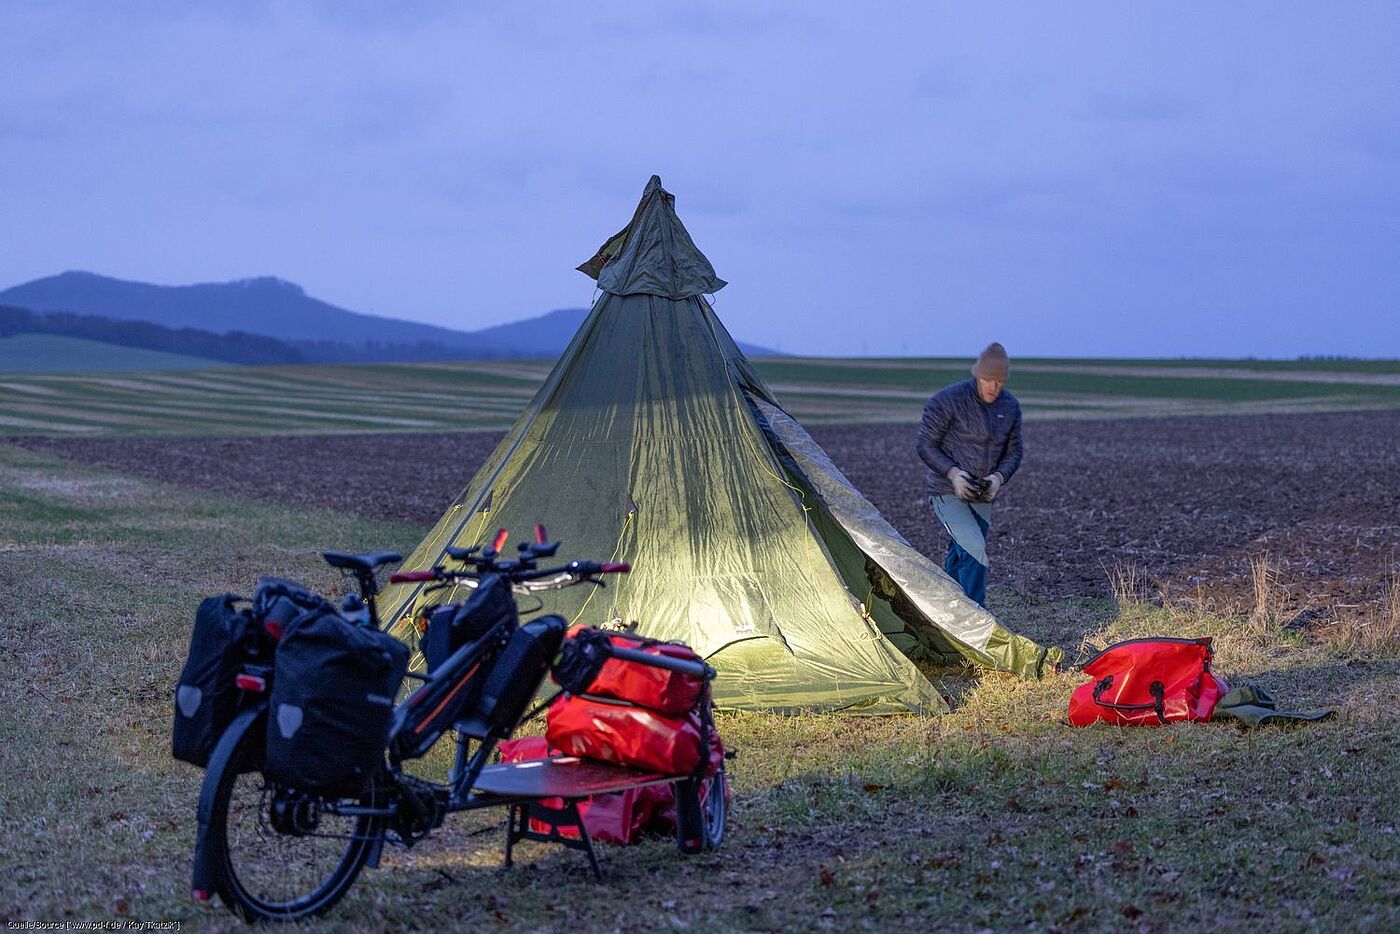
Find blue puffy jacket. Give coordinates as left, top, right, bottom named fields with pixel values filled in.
left=916, top=378, right=1023, bottom=498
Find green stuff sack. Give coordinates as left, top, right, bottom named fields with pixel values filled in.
left=1213, top=681, right=1334, bottom=727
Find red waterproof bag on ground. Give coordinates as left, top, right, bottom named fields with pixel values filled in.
left=546, top=694, right=723, bottom=776
left=556, top=627, right=706, bottom=715
left=1069, top=637, right=1227, bottom=726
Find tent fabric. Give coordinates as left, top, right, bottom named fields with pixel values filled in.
left=746, top=397, right=1062, bottom=679
left=378, top=175, right=1059, bottom=713
left=577, top=175, right=727, bottom=299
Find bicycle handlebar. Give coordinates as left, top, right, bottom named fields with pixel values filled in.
left=388, top=560, right=629, bottom=589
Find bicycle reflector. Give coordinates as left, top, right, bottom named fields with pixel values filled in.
left=235, top=674, right=267, bottom=693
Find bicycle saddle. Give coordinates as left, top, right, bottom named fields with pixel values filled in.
left=322, top=550, right=403, bottom=575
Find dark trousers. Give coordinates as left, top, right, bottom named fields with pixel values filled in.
left=943, top=508, right=990, bottom=607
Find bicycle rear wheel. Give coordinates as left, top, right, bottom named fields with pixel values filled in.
left=206, top=716, right=382, bottom=922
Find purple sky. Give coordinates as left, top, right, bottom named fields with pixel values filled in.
left=2, top=2, right=1396, bottom=356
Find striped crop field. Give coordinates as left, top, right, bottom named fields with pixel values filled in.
left=0, top=362, right=551, bottom=435
left=756, top=357, right=1400, bottom=423
left=0, top=356, right=1397, bottom=436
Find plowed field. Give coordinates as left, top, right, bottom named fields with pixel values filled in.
left=13, top=409, right=1399, bottom=620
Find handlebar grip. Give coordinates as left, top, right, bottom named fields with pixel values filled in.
left=491, top=528, right=510, bottom=553
left=388, top=571, right=437, bottom=583
left=600, top=562, right=631, bottom=574
left=608, top=644, right=715, bottom=680
left=534, top=523, right=548, bottom=545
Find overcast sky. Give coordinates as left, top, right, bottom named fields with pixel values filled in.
left=2, top=2, right=1396, bottom=357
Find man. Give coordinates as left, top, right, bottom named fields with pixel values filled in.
left=916, top=342, right=1023, bottom=607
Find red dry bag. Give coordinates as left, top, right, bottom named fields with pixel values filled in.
left=496, top=736, right=671, bottom=845
left=1069, top=637, right=1227, bottom=727
left=546, top=694, right=723, bottom=776
left=554, top=626, right=707, bottom=715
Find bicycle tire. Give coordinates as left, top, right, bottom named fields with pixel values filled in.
left=701, top=768, right=727, bottom=849
left=204, top=713, right=382, bottom=922
left=675, top=768, right=727, bottom=854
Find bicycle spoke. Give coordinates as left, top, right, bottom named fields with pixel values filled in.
left=218, top=763, right=374, bottom=917
left=222, top=778, right=361, bottom=907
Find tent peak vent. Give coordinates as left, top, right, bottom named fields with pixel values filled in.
left=577, top=175, right=727, bottom=300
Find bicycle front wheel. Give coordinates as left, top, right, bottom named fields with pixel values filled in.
left=206, top=717, right=382, bottom=922
left=675, top=768, right=727, bottom=854
left=702, top=768, right=727, bottom=848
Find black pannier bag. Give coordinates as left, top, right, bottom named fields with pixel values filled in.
left=459, top=614, right=568, bottom=739
left=265, top=604, right=410, bottom=797
left=422, top=573, right=517, bottom=673
left=252, top=577, right=333, bottom=636
left=173, top=594, right=253, bottom=768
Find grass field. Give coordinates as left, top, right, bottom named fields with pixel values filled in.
left=0, top=333, right=229, bottom=374
left=1, top=355, right=1398, bottom=435
left=1, top=441, right=1395, bottom=930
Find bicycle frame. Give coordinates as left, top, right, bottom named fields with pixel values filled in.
left=385, top=612, right=520, bottom=807
left=191, top=531, right=718, bottom=921
left=371, top=566, right=715, bottom=820
left=226, top=547, right=619, bottom=822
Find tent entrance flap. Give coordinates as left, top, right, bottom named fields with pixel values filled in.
left=748, top=395, right=1062, bottom=679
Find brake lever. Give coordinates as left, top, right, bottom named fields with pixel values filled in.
left=423, top=575, right=479, bottom=595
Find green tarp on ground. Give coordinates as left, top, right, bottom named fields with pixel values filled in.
left=378, top=175, right=1061, bottom=713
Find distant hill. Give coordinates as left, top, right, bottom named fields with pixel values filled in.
left=467, top=307, right=780, bottom=357
left=0, top=271, right=483, bottom=348
left=466, top=307, right=591, bottom=357
left=0, top=333, right=230, bottom=373
left=0, top=271, right=781, bottom=359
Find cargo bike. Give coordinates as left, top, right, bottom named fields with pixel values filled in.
left=175, top=527, right=727, bottom=923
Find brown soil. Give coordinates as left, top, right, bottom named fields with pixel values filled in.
left=11, top=409, right=1399, bottom=618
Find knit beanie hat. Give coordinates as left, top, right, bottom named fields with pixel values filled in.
left=972, top=342, right=1009, bottom=381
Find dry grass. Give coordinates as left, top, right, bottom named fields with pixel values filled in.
left=1245, top=553, right=1286, bottom=639
left=2, top=443, right=1398, bottom=931
left=1105, top=560, right=1145, bottom=609
left=1319, top=567, right=1400, bottom=658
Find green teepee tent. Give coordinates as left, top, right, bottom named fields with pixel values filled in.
left=378, top=176, right=1061, bottom=713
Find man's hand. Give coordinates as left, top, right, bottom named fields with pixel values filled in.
left=946, top=467, right=975, bottom=500
left=981, top=472, right=1004, bottom=501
